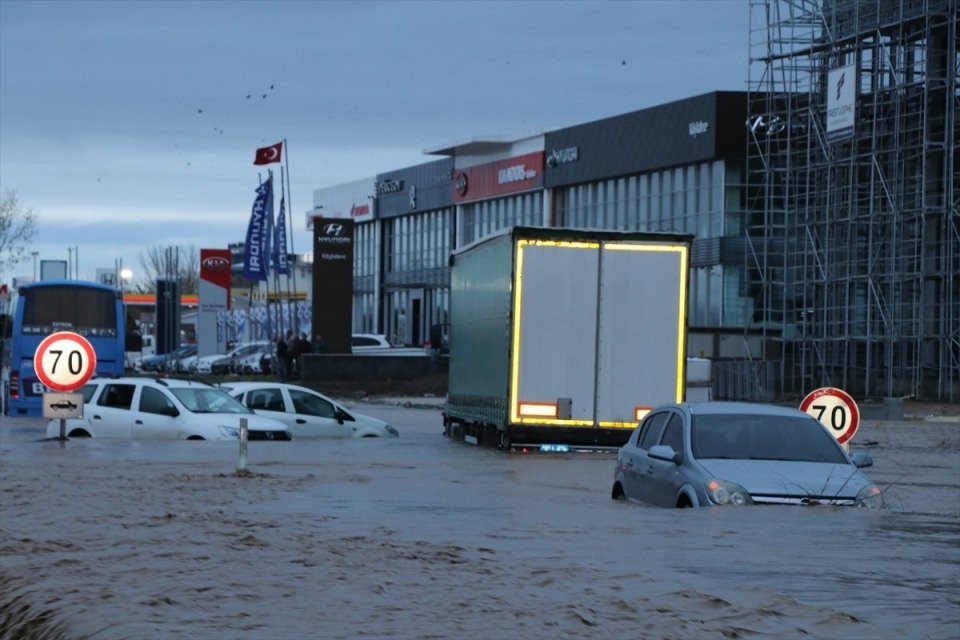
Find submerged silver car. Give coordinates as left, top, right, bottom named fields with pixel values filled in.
left=612, top=401, right=883, bottom=508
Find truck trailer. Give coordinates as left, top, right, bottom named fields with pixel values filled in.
left=443, top=226, right=692, bottom=450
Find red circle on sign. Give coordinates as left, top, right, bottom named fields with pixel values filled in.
left=33, top=331, right=98, bottom=392
left=799, top=387, right=861, bottom=444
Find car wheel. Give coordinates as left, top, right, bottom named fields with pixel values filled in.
left=611, top=482, right=625, bottom=500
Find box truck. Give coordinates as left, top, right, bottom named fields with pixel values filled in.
left=443, top=226, right=692, bottom=451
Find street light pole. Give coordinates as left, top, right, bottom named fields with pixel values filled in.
left=31, top=251, right=38, bottom=280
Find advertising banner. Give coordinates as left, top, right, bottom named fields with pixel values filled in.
left=826, top=64, right=856, bottom=143
left=199, top=248, right=232, bottom=356
left=311, top=218, right=354, bottom=353
left=452, top=151, right=545, bottom=204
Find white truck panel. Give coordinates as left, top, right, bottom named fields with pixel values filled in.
left=595, top=243, right=686, bottom=425
left=513, top=241, right=599, bottom=422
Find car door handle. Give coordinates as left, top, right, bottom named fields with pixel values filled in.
left=135, top=420, right=143, bottom=425
left=645, top=466, right=655, bottom=474
left=93, top=414, right=102, bottom=420
left=296, top=418, right=307, bottom=424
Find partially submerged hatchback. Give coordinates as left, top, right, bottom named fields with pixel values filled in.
left=612, top=401, right=883, bottom=508
left=46, top=377, right=291, bottom=441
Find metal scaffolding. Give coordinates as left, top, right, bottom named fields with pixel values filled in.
left=746, top=0, right=959, bottom=401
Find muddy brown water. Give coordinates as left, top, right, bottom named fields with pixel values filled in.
left=1, top=404, right=958, bottom=639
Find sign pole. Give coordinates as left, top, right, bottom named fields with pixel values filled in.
left=238, top=417, right=248, bottom=473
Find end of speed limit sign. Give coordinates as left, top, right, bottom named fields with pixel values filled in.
left=33, top=331, right=98, bottom=392
left=800, top=387, right=860, bottom=444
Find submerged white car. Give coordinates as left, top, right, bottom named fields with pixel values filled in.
left=46, top=377, right=291, bottom=441
left=222, top=381, right=399, bottom=439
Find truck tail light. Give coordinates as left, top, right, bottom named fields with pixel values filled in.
left=517, top=402, right=558, bottom=418
left=634, top=406, right=652, bottom=421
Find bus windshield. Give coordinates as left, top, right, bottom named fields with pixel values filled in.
left=20, top=285, right=118, bottom=337
left=6, top=280, right=126, bottom=417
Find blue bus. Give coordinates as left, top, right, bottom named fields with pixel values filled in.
left=6, top=279, right=137, bottom=416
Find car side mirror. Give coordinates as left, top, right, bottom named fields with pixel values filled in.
left=648, top=444, right=682, bottom=465
left=850, top=452, right=873, bottom=468
left=162, top=406, right=179, bottom=417
left=335, top=408, right=347, bottom=425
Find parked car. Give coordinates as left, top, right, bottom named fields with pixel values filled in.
left=235, top=343, right=276, bottom=374
left=139, top=344, right=198, bottom=373
left=45, top=377, right=291, bottom=441
left=611, top=401, right=883, bottom=508
left=221, top=381, right=399, bottom=438
left=198, top=341, right=270, bottom=375
left=352, top=333, right=393, bottom=352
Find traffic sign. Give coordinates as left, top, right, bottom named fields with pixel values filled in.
left=33, top=331, right=97, bottom=392
left=800, top=387, right=861, bottom=444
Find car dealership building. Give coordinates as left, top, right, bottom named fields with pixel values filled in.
left=304, top=0, right=958, bottom=402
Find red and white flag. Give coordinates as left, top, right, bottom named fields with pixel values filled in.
left=253, top=141, right=283, bottom=165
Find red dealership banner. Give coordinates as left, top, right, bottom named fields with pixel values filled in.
left=452, top=151, right=544, bottom=203
left=199, top=248, right=232, bottom=310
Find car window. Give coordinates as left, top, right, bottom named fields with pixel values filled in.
left=691, top=414, right=849, bottom=463
left=353, top=336, right=377, bottom=347
left=98, top=383, right=135, bottom=409
left=289, top=389, right=336, bottom=418
left=139, top=387, right=176, bottom=415
left=659, top=413, right=684, bottom=453
left=638, top=412, right=669, bottom=450
left=245, top=388, right=285, bottom=412
left=170, top=388, right=250, bottom=414
left=81, top=383, right=100, bottom=404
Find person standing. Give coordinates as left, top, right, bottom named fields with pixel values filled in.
left=275, top=333, right=289, bottom=380
left=285, top=330, right=299, bottom=378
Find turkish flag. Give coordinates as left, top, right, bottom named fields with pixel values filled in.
left=253, top=141, right=283, bottom=165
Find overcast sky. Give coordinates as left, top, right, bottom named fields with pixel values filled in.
left=0, top=0, right=753, bottom=286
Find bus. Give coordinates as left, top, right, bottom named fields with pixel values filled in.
left=5, top=279, right=140, bottom=417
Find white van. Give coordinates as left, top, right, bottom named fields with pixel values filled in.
left=125, top=334, right=156, bottom=371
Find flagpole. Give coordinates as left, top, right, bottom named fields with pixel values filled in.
left=282, top=139, right=299, bottom=336
left=280, top=166, right=294, bottom=332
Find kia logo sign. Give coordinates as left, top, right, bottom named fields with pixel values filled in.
left=454, top=172, right=468, bottom=197
left=323, top=223, right=345, bottom=236
left=202, top=256, right=230, bottom=271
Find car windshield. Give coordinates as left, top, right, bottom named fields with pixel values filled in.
left=170, top=388, right=252, bottom=414
left=691, top=414, right=848, bottom=464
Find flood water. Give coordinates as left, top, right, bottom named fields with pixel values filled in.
left=1, top=402, right=958, bottom=639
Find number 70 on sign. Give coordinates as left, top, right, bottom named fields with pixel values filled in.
left=33, top=331, right=98, bottom=393
left=799, top=387, right=861, bottom=445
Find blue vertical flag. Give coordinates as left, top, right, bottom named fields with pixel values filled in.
left=273, top=195, right=290, bottom=275
left=242, top=176, right=273, bottom=281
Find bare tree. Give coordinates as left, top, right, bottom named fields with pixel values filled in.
left=0, top=189, right=38, bottom=280
left=136, top=244, right=199, bottom=294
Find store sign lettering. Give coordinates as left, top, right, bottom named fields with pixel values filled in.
left=498, top=164, right=537, bottom=184
left=376, top=178, right=404, bottom=195
left=547, top=146, right=579, bottom=167
left=688, top=120, right=709, bottom=137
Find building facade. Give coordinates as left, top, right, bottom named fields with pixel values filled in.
left=747, top=0, right=958, bottom=400
left=312, top=91, right=758, bottom=359
left=305, top=0, right=958, bottom=403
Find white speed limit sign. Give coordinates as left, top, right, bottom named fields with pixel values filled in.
left=800, top=387, right=861, bottom=445
left=33, top=331, right=98, bottom=392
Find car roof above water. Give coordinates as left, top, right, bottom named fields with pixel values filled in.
left=670, top=401, right=811, bottom=418
left=90, top=376, right=215, bottom=389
